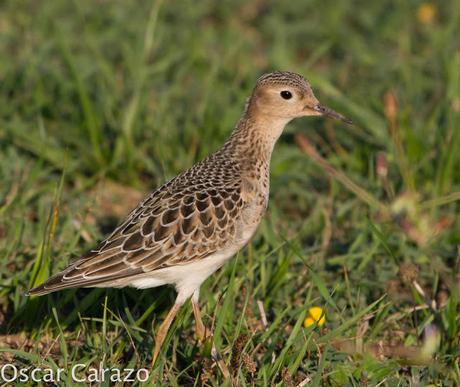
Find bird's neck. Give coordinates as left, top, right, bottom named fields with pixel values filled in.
left=222, top=109, right=290, bottom=166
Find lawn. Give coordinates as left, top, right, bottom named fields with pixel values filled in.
left=1, top=0, right=460, bottom=385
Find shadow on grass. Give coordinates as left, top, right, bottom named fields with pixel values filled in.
left=4, top=286, right=177, bottom=335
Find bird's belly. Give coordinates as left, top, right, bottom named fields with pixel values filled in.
left=129, top=247, right=239, bottom=302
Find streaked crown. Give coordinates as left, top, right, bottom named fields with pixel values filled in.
left=256, top=71, right=314, bottom=96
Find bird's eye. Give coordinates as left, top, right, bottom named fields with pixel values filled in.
left=280, top=90, right=292, bottom=100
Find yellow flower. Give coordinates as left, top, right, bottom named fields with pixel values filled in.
left=304, top=306, right=326, bottom=328
left=416, top=3, right=436, bottom=25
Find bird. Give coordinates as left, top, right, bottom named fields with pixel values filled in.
left=27, top=71, right=351, bottom=374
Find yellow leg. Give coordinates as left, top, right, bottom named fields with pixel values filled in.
left=191, top=296, right=207, bottom=341
left=151, top=301, right=182, bottom=367
left=191, top=292, right=230, bottom=379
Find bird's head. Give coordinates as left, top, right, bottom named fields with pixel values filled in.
left=249, top=71, right=352, bottom=124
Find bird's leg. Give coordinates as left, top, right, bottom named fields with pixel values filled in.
left=191, top=290, right=230, bottom=379
left=191, top=293, right=207, bottom=342
left=151, top=299, right=183, bottom=367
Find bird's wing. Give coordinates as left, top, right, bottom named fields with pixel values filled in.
left=28, top=179, right=245, bottom=296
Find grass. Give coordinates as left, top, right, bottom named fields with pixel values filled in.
left=1, top=0, right=460, bottom=385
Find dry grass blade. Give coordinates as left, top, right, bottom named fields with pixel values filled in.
left=383, top=91, right=416, bottom=192
left=295, top=133, right=390, bottom=215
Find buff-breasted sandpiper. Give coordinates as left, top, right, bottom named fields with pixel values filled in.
left=28, top=71, right=351, bottom=375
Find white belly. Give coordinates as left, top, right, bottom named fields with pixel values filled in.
left=128, top=245, right=240, bottom=303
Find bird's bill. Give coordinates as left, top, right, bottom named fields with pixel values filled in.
left=314, top=104, right=353, bottom=124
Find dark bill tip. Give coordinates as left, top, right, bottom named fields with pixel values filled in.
left=315, top=104, right=353, bottom=125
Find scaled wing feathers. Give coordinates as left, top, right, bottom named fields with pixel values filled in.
left=28, top=156, right=245, bottom=295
